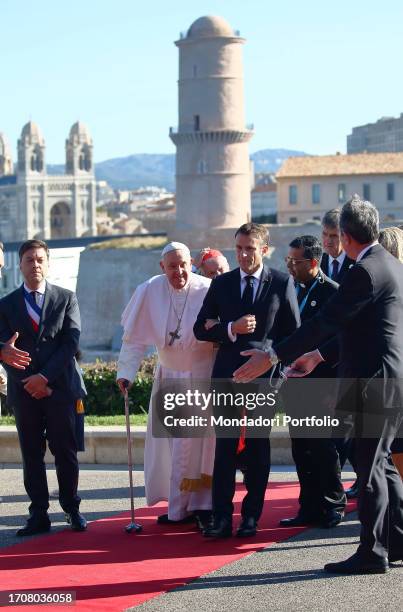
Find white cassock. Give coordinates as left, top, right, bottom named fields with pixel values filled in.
left=117, top=272, right=216, bottom=520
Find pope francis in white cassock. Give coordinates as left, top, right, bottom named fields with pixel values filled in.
left=117, top=242, right=216, bottom=525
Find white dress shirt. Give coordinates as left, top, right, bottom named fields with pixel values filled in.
left=356, top=241, right=378, bottom=263
left=23, top=280, right=46, bottom=308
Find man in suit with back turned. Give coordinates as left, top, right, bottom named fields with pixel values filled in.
left=234, top=197, right=403, bottom=574
left=194, top=223, right=300, bottom=538
left=0, top=239, right=87, bottom=536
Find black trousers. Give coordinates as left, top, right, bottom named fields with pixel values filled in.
left=353, top=414, right=403, bottom=561
left=212, top=436, right=271, bottom=522
left=290, top=437, right=346, bottom=516
left=13, top=392, right=80, bottom=515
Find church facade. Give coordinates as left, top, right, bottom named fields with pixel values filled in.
left=0, top=121, right=97, bottom=242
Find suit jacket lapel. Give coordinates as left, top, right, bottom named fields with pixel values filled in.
left=17, top=285, right=38, bottom=339
left=230, top=268, right=243, bottom=303
left=320, top=254, right=329, bottom=276
left=255, top=265, right=272, bottom=303
left=38, top=282, right=56, bottom=341
left=339, top=255, right=352, bottom=277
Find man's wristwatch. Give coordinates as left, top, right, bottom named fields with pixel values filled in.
left=266, top=346, right=279, bottom=366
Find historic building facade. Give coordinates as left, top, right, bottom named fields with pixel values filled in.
left=276, top=152, right=403, bottom=224
left=0, top=121, right=97, bottom=241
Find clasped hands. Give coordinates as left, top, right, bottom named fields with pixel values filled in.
left=22, top=374, right=52, bottom=400
left=0, top=332, right=52, bottom=399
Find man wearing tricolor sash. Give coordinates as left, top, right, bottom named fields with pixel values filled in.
left=117, top=242, right=216, bottom=528
left=0, top=240, right=87, bottom=536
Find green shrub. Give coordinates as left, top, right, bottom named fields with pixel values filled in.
left=81, top=356, right=156, bottom=415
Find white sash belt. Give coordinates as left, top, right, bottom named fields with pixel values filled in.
left=158, top=347, right=193, bottom=372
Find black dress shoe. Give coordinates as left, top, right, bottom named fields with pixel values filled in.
left=321, top=510, right=344, bottom=528
left=389, top=552, right=403, bottom=564
left=324, top=552, right=389, bottom=574
left=16, top=514, right=51, bottom=537
left=237, top=516, right=257, bottom=537
left=194, top=510, right=213, bottom=531
left=345, top=479, right=359, bottom=499
left=65, top=510, right=87, bottom=531
left=279, top=514, right=319, bottom=527
left=157, top=513, right=196, bottom=525
left=203, top=518, right=232, bottom=538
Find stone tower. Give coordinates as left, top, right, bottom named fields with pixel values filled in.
left=16, top=122, right=47, bottom=240
left=65, top=122, right=97, bottom=238
left=17, top=121, right=46, bottom=175
left=0, top=132, right=13, bottom=176
left=66, top=121, right=93, bottom=174
left=169, top=15, right=253, bottom=247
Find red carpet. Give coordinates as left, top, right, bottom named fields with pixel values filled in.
left=0, top=482, right=356, bottom=611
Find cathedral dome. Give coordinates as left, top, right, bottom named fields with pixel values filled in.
left=68, top=121, right=92, bottom=144
left=0, top=132, right=12, bottom=157
left=20, top=121, right=44, bottom=144
left=187, top=15, right=234, bottom=39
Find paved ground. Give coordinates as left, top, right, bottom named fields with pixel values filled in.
left=1, top=465, right=402, bottom=611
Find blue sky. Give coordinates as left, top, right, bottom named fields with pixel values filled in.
left=1, top=0, right=402, bottom=162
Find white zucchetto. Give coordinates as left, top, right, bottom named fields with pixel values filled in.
left=161, top=242, right=191, bottom=259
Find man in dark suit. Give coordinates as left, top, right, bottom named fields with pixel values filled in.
left=321, top=208, right=355, bottom=282
left=234, top=197, right=403, bottom=573
left=321, top=208, right=357, bottom=496
left=194, top=223, right=300, bottom=538
left=280, top=235, right=346, bottom=528
left=0, top=239, right=87, bottom=536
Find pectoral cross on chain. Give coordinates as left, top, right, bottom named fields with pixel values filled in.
left=168, top=323, right=181, bottom=345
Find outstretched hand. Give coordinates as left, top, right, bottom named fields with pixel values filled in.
left=232, top=349, right=272, bottom=383
left=285, top=350, right=323, bottom=378
left=0, top=332, right=31, bottom=370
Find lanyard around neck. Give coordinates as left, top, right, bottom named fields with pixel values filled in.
left=296, top=277, right=319, bottom=313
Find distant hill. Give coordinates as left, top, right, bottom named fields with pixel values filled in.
left=251, top=149, right=310, bottom=173
left=47, top=148, right=310, bottom=190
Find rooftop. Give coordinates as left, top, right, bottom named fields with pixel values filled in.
left=276, top=152, right=403, bottom=178
left=20, top=121, right=44, bottom=144
left=186, top=15, right=235, bottom=39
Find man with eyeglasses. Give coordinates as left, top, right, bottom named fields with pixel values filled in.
left=281, top=235, right=346, bottom=528
left=234, top=198, right=403, bottom=574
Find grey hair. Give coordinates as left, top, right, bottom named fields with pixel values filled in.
left=322, top=208, right=341, bottom=230
left=378, top=227, right=403, bottom=263
left=340, top=195, right=379, bottom=244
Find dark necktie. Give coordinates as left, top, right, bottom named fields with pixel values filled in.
left=241, top=275, right=254, bottom=311
left=331, top=259, right=339, bottom=281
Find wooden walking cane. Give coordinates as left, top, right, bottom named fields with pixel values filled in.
left=122, top=380, right=143, bottom=534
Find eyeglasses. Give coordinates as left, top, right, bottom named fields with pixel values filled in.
left=284, top=256, right=311, bottom=266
